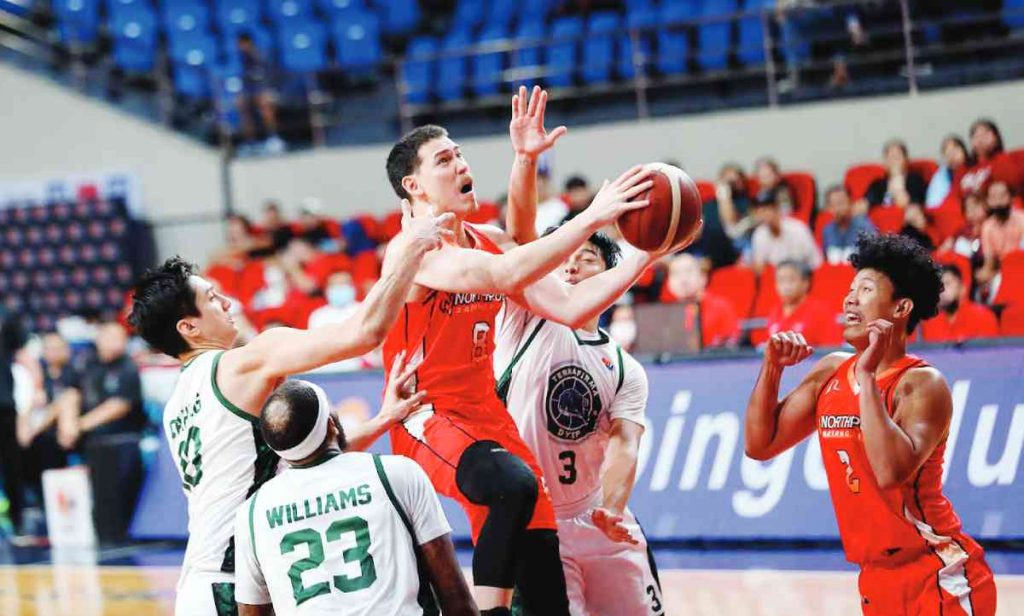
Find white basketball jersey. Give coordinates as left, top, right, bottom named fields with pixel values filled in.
left=234, top=452, right=451, bottom=615
left=494, top=302, right=648, bottom=517
left=163, top=351, right=278, bottom=576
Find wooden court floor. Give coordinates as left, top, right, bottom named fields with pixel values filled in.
left=2, top=565, right=1023, bottom=616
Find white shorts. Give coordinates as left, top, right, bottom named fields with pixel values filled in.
left=557, top=508, right=665, bottom=616
left=175, top=568, right=237, bottom=616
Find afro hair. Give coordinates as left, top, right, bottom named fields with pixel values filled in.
left=849, top=233, right=943, bottom=334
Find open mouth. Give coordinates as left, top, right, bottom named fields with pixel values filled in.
left=459, top=178, right=474, bottom=195
left=844, top=311, right=862, bottom=325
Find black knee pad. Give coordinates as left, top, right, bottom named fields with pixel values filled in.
left=456, top=440, right=538, bottom=522
left=515, top=529, right=570, bottom=616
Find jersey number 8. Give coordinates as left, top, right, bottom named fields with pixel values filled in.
left=178, top=426, right=203, bottom=491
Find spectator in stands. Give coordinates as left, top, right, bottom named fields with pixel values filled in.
left=921, top=265, right=998, bottom=343
left=960, top=119, right=1023, bottom=197
left=821, top=185, right=875, bottom=264
left=307, top=272, right=368, bottom=371
left=236, top=33, right=285, bottom=154
left=661, top=253, right=740, bottom=348
left=560, top=175, right=593, bottom=223
left=715, top=163, right=755, bottom=248
left=977, top=180, right=1024, bottom=286
left=900, top=204, right=934, bottom=251
left=607, top=303, right=637, bottom=351
left=752, top=260, right=843, bottom=347
left=18, top=333, right=76, bottom=506
left=926, top=135, right=971, bottom=208
left=939, top=192, right=986, bottom=263
left=534, top=166, right=569, bottom=234
left=58, top=321, right=146, bottom=543
left=861, top=139, right=927, bottom=210
left=211, top=214, right=272, bottom=264
left=295, top=198, right=335, bottom=250
left=749, top=195, right=822, bottom=273
left=0, top=308, right=29, bottom=539
left=261, top=200, right=294, bottom=253
left=754, top=157, right=795, bottom=215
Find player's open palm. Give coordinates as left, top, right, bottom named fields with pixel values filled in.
left=399, top=199, right=456, bottom=252
left=380, top=350, right=428, bottom=424
left=509, top=85, right=567, bottom=158
left=765, top=331, right=814, bottom=367
left=583, top=165, right=654, bottom=228
left=592, top=508, right=639, bottom=545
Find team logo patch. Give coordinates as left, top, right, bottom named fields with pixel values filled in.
left=546, top=364, right=602, bottom=441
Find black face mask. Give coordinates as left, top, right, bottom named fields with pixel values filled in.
left=943, top=299, right=960, bottom=316
left=991, top=206, right=1012, bottom=222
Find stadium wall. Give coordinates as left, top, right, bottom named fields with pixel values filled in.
left=0, top=63, right=224, bottom=263
left=230, top=79, right=1024, bottom=220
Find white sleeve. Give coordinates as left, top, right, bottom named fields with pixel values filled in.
left=382, top=456, right=452, bottom=545
left=608, top=354, right=648, bottom=427
left=233, top=497, right=272, bottom=606
left=494, top=298, right=538, bottom=375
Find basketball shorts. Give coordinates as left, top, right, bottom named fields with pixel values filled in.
left=557, top=507, right=664, bottom=616
left=175, top=568, right=237, bottom=616
left=857, top=533, right=996, bottom=616
left=392, top=409, right=557, bottom=542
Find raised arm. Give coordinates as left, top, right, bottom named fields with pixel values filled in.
left=225, top=206, right=452, bottom=384
left=415, top=167, right=652, bottom=295
left=856, top=320, right=952, bottom=488
left=506, top=85, right=567, bottom=245
left=744, top=332, right=848, bottom=461
left=343, top=352, right=428, bottom=452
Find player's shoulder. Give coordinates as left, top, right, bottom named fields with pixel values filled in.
left=898, top=364, right=949, bottom=395
left=816, top=351, right=853, bottom=373
left=616, top=346, right=647, bottom=382
left=377, top=453, right=429, bottom=484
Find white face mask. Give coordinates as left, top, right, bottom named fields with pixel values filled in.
left=609, top=320, right=637, bottom=348
left=326, top=283, right=356, bottom=308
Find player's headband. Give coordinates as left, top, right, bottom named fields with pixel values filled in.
left=273, top=380, right=332, bottom=462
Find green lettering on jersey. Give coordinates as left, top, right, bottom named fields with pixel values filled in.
left=325, top=492, right=340, bottom=514
left=292, top=503, right=305, bottom=522
left=266, top=506, right=285, bottom=530
left=357, top=484, right=372, bottom=505
left=304, top=499, right=315, bottom=519
left=338, top=488, right=357, bottom=509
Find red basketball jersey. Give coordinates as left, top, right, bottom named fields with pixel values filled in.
left=382, top=223, right=509, bottom=427
left=816, top=354, right=964, bottom=566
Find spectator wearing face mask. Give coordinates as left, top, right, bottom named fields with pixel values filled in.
left=307, top=272, right=365, bottom=371
left=921, top=265, right=997, bottom=343
left=977, top=181, right=1024, bottom=286
left=939, top=193, right=987, bottom=264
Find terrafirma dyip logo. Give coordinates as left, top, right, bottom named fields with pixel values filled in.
left=633, top=381, right=1024, bottom=520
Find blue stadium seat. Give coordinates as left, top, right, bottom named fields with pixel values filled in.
left=1006, top=0, right=1024, bottom=30
left=738, top=0, right=772, bottom=66
left=211, top=65, right=243, bottom=132
left=520, top=0, right=552, bottom=24
left=620, top=3, right=656, bottom=78
left=222, top=23, right=274, bottom=67
left=546, top=16, right=583, bottom=88
left=278, top=20, right=328, bottom=72
left=267, top=0, right=313, bottom=23
left=332, top=10, right=382, bottom=74
left=105, top=0, right=146, bottom=17
left=170, top=34, right=219, bottom=99
left=472, top=25, right=506, bottom=97
left=697, top=0, right=737, bottom=71
left=164, top=2, right=211, bottom=42
left=486, top=0, right=517, bottom=31
left=53, top=0, right=101, bottom=46
left=111, top=7, right=157, bottom=72
left=378, top=0, right=420, bottom=35
left=216, top=0, right=262, bottom=31
left=0, top=0, right=34, bottom=16
left=512, top=19, right=545, bottom=89
left=402, top=36, right=436, bottom=103
left=657, top=2, right=695, bottom=75
left=318, top=0, right=365, bottom=17
left=451, top=0, right=486, bottom=33
left=582, top=11, right=619, bottom=85
left=437, top=29, right=471, bottom=102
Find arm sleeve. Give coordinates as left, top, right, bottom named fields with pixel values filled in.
left=382, top=456, right=452, bottom=546
left=233, top=500, right=272, bottom=606
left=608, top=355, right=648, bottom=427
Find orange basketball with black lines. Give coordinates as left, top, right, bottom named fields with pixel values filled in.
left=617, top=163, right=703, bottom=252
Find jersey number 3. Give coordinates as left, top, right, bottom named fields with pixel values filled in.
left=280, top=516, right=378, bottom=606
left=558, top=451, right=578, bottom=485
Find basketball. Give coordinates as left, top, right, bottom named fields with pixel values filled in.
left=616, top=163, right=703, bottom=253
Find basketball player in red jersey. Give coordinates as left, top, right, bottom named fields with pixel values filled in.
left=744, top=233, right=996, bottom=615
left=383, top=87, right=671, bottom=616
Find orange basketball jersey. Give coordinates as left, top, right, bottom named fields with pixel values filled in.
left=382, top=223, right=508, bottom=427
left=816, top=354, right=965, bottom=566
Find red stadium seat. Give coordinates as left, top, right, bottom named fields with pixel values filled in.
left=933, top=250, right=972, bottom=296
left=869, top=206, right=905, bottom=234
left=909, top=159, right=939, bottom=184
left=752, top=264, right=778, bottom=318
left=930, top=193, right=965, bottom=245
left=809, top=263, right=855, bottom=310
left=707, top=265, right=757, bottom=319
left=379, top=210, right=403, bottom=242
left=745, top=172, right=817, bottom=225
left=1009, top=148, right=1024, bottom=174
left=992, top=250, right=1024, bottom=307
left=695, top=180, right=716, bottom=204
left=844, top=163, right=886, bottom=201
left=1001, top=304, right=1024, bottom=336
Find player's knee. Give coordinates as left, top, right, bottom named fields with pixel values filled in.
left=456, top=440, right=538, bottom=520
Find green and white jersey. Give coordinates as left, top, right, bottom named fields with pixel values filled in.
left=234, top=452, right=451, bottom=615
left=494, top=301, right=649, bottom=518
left=164, top=351, right=278, bottom=576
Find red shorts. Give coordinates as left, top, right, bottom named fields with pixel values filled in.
left=391, top=409, right=557, bottom=543
left=858, top=534, right=996, bottom=616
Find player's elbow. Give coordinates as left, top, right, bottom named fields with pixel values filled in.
left=743, top=440, right=773, bottom=461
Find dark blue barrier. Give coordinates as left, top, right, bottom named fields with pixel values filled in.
left=132, top=345, right=1024, bottom=541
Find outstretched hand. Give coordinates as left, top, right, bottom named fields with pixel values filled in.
left=510, top=85, right=567, bottom=158
left=399, top=199, right=456, bottom=252
left=379, top=350, right=428, bottom=424
left=591, top=507, right=639, bottom=545
left=581, top=165, right=654, bottom=229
